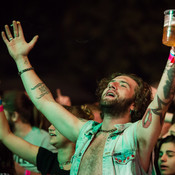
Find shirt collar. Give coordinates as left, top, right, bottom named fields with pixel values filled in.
left=110, top=122, right=132, bottom=136
left=85, top=121, right=132, bottom=136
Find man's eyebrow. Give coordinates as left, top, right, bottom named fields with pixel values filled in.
left=120, top=80, right=130, bottom=86
left=110, top=80, right=115, bottom=82
left=110, top=79, right=130, bottom=87
left=166, top=150, right=175, bottom=154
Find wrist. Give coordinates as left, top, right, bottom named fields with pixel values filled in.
left=168, top=49, right=175, bottom=64
left=18, top=67, right=34, bottom=76
left=15, top=55, right=29, bottom=65
left=170, top=48, right=175, bottom=56
left=16, top=56, right=32, bottom=71
left=25, top=170, right=31, bottom=175
left=0, top=99, right=4, bottom=112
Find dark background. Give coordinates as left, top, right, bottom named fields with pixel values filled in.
left=0, top=0, right=175, bottom=105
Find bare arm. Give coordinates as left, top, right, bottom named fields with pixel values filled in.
left=0, top=102, right=39, bottom=165
left=137, top=47, right=175, bottom=169
left=1, top=20, right=85, bottom=143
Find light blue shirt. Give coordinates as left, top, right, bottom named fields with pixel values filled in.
left=71, top=120, right=156, bottom=175
left=14, top=126, right=57, bottom=172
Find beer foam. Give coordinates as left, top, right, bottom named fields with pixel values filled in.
left=164, top=15, right=175, bottom=27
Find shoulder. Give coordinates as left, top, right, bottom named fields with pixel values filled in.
left=30, top=127, right=50, bottom=137
left=80, top=120, right=100, bottom=133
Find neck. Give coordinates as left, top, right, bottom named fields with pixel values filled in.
left=57, top=143, right=75, bottom=170
left=101, top=113, right=130, bottom=130
left=14, top=122, right=32, bottom=138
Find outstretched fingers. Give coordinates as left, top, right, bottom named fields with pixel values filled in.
left=4, top=24, right=13, bottom=41
left=2, top=20, right=39, bottom=55
left=12, top=20, right=19, bottom=38
left=17, top=21, right=24, bottom=38
left=29, top=35, right=39, bottom=49
left=1, top=31, right=9, bottom=45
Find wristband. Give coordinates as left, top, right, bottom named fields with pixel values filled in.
left=0, top=99, right=2, bottom=105
left=0, top=105, right=4, bottom=112
left=170, top=49, right=175, bottom=57
left=18, top=67, right=34, bottom=76
left=168, top=53, right=175, bottom=63
left=25, top=170, right=31, bottom=175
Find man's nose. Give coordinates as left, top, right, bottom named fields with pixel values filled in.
left=109, top=82, right=117, bottom=90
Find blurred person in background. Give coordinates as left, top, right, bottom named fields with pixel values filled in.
left=3, top=90, right=56, bottom=174
left=0, top=97, right=93, bottom=174
left=0, top=141, right=16, bottom=175
left=55, top=88, right=102, bottom=122
left=55, top=88, right=71, bottom=106
left=157, top=135, right=175, bottom=175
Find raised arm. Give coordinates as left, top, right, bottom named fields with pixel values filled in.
left=0, top=98, right=39, bottom=165
left=137, top=47, right=175, bottom=169
left=1, top=20, right=85, bottom=142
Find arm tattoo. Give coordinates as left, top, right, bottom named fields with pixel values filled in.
left=24, top=59, right=28, bottom=65
left=143, top=96, right=169, bottom=128
left=163, top=66, right=175, bottom=99
left=142, top=62, right=175, bottom=128
left=152, top=96, right=169, bottom=125
left=142, top=108, right=152, bottom=128
left=31, top=83, right=50, bottom=99
left=149, top=65, right=175, bottom=126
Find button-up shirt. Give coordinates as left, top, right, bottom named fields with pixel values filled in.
left=71, top=120, right=156, bottom=175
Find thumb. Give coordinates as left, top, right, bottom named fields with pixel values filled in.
left=29, top=35, right=39, bottom=49
left=56, top=89, right=62, bottom=96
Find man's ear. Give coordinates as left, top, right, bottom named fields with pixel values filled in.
left=130, top=103, right=135, bottom=112
left=11, top=112, right=19, bottom=122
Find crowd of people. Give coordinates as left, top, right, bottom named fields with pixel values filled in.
left=0, top=20, right=175, bottom=175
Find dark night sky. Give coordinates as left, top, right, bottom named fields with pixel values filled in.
left=0, top=0, right=175, bottom=104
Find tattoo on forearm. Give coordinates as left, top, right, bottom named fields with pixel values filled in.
left=31, top=83, right=50, bottom=99
left=163, top=66, right=175, bottom=99
left=142, top=95, right=170, bottom=128
left=143, top=63, right=175, bottom=128
left=24, top=59, right=28, bottom=65
left=142, top=108, right=152, bottom=128
left=152, top=95, right=170, bottom=125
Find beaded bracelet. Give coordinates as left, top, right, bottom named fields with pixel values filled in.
left=18, top=67, right=34, bottom=76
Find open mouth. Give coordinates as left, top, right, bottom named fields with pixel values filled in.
left=105, top=90, right=117, bottom=98
left=106, top=92, right=115, bottom=97
left=49, top=133, right=57, bottom=136
left=160, top=165, right=168, bottom=170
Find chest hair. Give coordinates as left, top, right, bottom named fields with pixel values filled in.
left=78, top=133, right=109, bottom=175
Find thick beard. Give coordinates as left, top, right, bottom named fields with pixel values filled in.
left=100, top=97, right=134, bottom=119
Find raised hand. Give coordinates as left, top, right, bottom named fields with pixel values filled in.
left=55, top=89, right=72, bottom=106
left=1, top=20, right=39, bottom=62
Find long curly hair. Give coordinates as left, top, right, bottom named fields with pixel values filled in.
left=96, top=72, right=152, bottom=122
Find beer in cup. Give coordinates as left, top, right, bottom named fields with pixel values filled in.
left=162, top=9, right=175, bottom=47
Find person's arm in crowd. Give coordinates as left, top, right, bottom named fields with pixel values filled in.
left=137, top=47, right=175, bottom=168
left=164, top=112, right=174, bottom=123
left=0, top=98, right=39, bottom=165
left=55, top=88, right=72, bottom=106
left=1, top=20, right=85, bottom=143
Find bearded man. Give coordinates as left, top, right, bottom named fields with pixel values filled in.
left=2, top=20, right=175, bottom=175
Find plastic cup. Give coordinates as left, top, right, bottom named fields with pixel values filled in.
left=162, top=9, right=175, bottom=47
